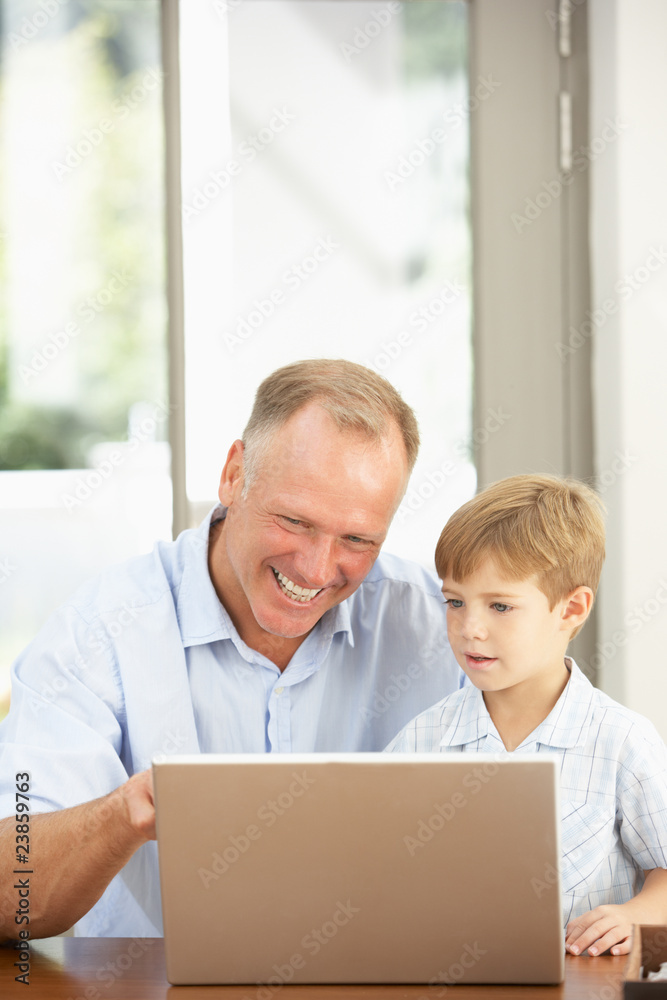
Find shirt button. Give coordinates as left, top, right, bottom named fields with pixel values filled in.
left=274, top=686, right=284, bottom=695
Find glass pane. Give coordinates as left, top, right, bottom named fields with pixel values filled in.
left=0, top=0, right=170, bottom=708
left=181, top=0, right=474, bottom=570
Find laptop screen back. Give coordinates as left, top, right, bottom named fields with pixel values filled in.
left=153, top=753, right=564, bottom=986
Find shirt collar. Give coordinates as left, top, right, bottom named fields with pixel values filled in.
left=176, top=504, right=354, bottom=649
left=532, top=657, right=595, bottom=749
left=438, top=685, right=494, bottom=746
left=438, top=657, right=594, bottom=750
left=177, top=504, right=234, bottom=647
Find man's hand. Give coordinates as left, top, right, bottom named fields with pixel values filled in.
left=0, top=768, right=158, bottom=941
left=565, top=903, right=635, bottom=956
left=118, top=768, right=156, bottom=841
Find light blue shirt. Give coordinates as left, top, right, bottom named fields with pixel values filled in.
left=0, top=506, right=462, bottom=936
left=387, top=658, right=667, bottom=926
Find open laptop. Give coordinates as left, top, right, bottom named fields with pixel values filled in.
left=153, top=753, right=564, bottom=986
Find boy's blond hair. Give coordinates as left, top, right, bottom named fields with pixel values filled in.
left=435, top=475, right=605, bottom=635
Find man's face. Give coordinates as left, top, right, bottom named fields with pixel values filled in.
left=211, top=403, right=409, bottom=655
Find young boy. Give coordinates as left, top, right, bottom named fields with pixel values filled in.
left=387, top=474, right=667, bottom=958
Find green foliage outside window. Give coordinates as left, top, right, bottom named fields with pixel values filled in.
left=0, top=1, right=166, bottom=471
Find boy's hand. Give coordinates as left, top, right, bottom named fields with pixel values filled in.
left=565, top=903, right=635, bottom=956
left=566, top=870, right=667, bottom=957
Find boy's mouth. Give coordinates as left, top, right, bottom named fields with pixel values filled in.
left=464, top=653, right=497, bottom=669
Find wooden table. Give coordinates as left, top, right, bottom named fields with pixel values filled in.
left=0, top=938, right=629, bottom=999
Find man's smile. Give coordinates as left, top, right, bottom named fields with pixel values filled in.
left=272, top=568, right=324, bottom=603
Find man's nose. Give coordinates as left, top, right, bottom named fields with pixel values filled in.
left=296, top=535, right=338, bottom=587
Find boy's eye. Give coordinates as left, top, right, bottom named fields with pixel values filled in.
left=444, top=598, right=463, bottom=609
left=492, top=603, right=512, bottom=613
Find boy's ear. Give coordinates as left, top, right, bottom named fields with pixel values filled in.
left=559, top=586, right=594, bottom=632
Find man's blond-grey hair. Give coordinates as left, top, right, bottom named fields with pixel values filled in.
left=240, top=359, right=419, bottom=490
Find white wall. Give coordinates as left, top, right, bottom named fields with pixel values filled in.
left=589, top=0, right=667, bottom=737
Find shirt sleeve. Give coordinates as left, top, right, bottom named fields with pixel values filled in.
left=0, top=600, right=130, bottom=819
left=616, top=719, right=667, bottom=872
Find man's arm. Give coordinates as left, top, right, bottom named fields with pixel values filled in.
left=565, top=868, right=667, bottom=956
left=0, top=769, right=155, bottom=942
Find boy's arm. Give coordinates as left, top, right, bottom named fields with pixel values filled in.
left=565, top=868, right=667, bottom=957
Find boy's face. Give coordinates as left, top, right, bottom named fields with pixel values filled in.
left=441, top=557, right=578, bottom=696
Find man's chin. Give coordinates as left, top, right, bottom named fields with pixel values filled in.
left=254, top=608, right=319, bottom=640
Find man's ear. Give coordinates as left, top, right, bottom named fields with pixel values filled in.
left=559, top=586, right=594, bottom=632
left=218, top=440, right=245, bottom=506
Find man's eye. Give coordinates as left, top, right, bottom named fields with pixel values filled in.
left=492, top=603, right=512, bottom=613
left=444, top=599, right=463, bottom=609
left=346, top=535, right=363, bottom=543
left=282, top=516, right=302, bottom=526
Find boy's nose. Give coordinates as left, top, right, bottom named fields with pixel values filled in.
left=460, top=614, right=487, bottom=642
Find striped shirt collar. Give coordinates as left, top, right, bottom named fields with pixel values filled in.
left=438, top=657, right=595, bottom=751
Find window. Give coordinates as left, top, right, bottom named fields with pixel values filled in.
left=0, top=0, right=169, bottom=700
left=180, top=0, right=474, bottom=569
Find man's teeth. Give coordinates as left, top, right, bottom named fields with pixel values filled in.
left=273, top=570, right=322, bottom=603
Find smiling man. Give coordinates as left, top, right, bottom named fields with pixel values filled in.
left=210, top=399, right=409, bottom=668
left=0, top=359, right=462, bottom=939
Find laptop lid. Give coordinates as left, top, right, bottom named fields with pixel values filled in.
left=153, top=753, right=564, bottom=986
